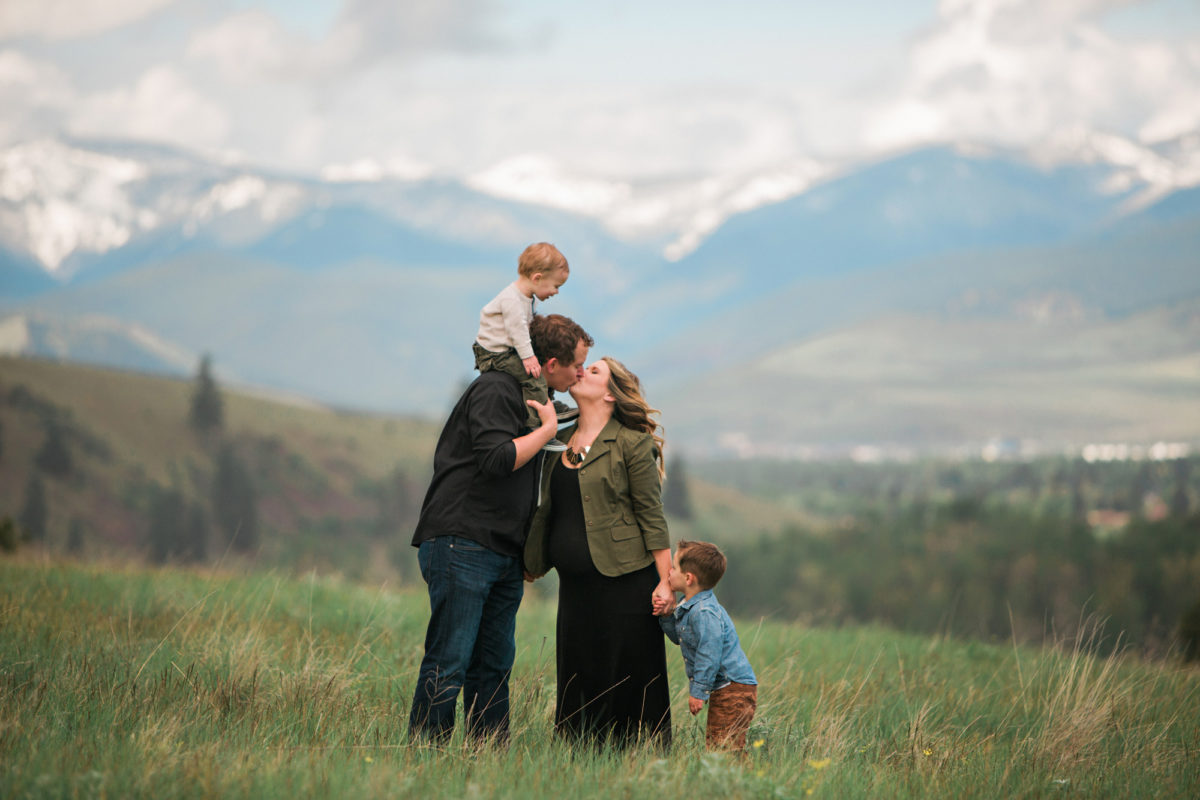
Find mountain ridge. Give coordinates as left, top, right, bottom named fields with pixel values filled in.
left=3, top=135, right=1199, bottom=452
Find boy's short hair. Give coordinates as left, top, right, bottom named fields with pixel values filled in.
left=530, top=313, right=592, bottom=367
left=677, top=540, right=726, bottom=590
left=518, top=242, right=568, bottom=277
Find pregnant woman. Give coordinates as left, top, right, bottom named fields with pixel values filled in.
left=524, top=356, right=674, bottom=749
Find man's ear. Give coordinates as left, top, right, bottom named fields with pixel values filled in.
left=543, top=357, right=559, bottom=374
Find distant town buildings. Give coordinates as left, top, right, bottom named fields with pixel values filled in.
left=711, top=432, right=1195, bottom=464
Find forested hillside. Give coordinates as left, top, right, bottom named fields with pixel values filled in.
left=0, top=356, right=807, bottom=581
left=698, top=457, right=1200, bottom=657
left=2, top=355, right=1197, bottom=658
left=0, top=355, right=439, bottom=579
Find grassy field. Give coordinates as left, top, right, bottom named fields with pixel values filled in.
left=2, top=557, right=1197, bottom=799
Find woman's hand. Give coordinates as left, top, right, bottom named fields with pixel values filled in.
left=652, top=580, right=675, bottom=616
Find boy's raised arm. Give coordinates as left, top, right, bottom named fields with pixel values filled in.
left=658, top=613, right=680, bottom=644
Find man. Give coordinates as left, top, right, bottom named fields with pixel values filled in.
left=408, top=313, right=593, bottom=744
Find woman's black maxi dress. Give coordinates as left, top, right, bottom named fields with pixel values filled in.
left=546, top=464, right=672, bottom=748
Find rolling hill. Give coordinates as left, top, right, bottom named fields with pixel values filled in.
left=0, top=356, right=808, bottom=572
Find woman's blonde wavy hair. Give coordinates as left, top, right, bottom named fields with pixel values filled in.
left=603, top=356, right=666, bottom=478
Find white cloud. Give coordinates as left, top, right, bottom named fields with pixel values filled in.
left=3, top=0, right=1199, bottom=196
left=320, top=0, right=502, bottom=72
left=0, top=0, right=176, bottom=41
left=71, top=65, right=230, bottom=151
left=0, top=49, right=73, bottom=143
left=863, top=0, right=1200, bottom=152
left=187, top=10, right=305, bottom=82
left=186, top=0, right=504, bottom=85
left=321, top=156, right=432, bottom=183
left=1137, top=40, right=1200, bottom=142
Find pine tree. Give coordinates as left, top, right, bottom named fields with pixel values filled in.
left=663, top=453, right=695, bottom=520
left=185, top=503, right=208, bottom=563
left=1070, top=474, right=1087, bottom=524
left=66, top=517, right=85, bottom=555
left=1180, top=596, right=1200, bottom=663
left=0, top=517, right=17, bottom=553
left=1128, top=463, right=1151, bottom=517
left=148, top=486, right=186, bottom=565
left=19, top=475, right=47, bottom=543
left=212, top=445, right=258, bottom=553
left=34, top=419, right=72, bottom=477
left=189, top=354, right=224, bottom=434
left=1168, top=459, right=1192, bottom=518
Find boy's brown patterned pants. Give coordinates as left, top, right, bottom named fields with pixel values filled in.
left=706, top=681, right=757, bottom=751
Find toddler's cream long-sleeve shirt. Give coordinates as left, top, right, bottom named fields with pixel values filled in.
left=476, top=281, right=535, bottom=359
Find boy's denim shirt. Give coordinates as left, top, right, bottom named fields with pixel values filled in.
left=659, top=589, right=757, bottom=701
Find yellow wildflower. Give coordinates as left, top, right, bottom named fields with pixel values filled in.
left=923, top=748, right=933, bottom=757
left=364, top=756, right=374, bottom=763
left=809, top=758, right=831, bottom=770
left=753, top=739, right=765, bottom=749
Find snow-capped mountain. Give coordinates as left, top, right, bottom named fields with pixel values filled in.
left=464, top=153, right=831, bottom=260
left=0, top=138, right=310, bottom=280
left=1028, top=127, right=1200, bottom=211
left=3, top=131, right=1199, bottom=449
left=6, top=128, right=1197, bottom=286
left=0, top=137, right=681, bottom=296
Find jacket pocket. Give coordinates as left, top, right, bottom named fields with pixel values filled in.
left=607, top=523, right=647, bottom=566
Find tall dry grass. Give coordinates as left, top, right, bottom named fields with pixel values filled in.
left=2, top=557, right=1197, bottom=798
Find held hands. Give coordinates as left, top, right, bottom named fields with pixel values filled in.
left=689, top=697, right=705, bottom=715
left=523, top=355, right=542, bottom=378
left=651, top=580, right=676, bottom=616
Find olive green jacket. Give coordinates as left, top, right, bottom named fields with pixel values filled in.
left=524, top=417, right=670, bottom=578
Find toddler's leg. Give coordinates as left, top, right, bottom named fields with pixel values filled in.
left=473, top=345, right=547, bottom=431
left=473, top=342, right=502, bottom=373
left=517, top=372, right=549, bottom=428
left=705, top=683, right=757, bottom=752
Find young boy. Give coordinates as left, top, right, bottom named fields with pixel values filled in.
left=659, top=540, right=759, bottom=753
left=473, top=242, right=573, bottom=449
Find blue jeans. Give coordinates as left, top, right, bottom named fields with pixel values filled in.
left=408, top=535, right=525, bottom=744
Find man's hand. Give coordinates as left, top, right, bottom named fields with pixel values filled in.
left=527, top=398, right=556, bottom=429
left=523, top=355, right=541, bottom=378
left=689, top=697, right=704, bottom=715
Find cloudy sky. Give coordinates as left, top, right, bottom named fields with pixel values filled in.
left=2, top=0, right=1199, bottom=183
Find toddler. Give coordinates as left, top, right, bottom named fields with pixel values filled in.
left=659, top=539, right=759, bottom=752
left=473, top=242, right=573, bottom=448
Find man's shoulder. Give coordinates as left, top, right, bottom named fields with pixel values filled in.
left=459, top=371, right=524, bottom=415
left=471, top=369, right=522, bottom=393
